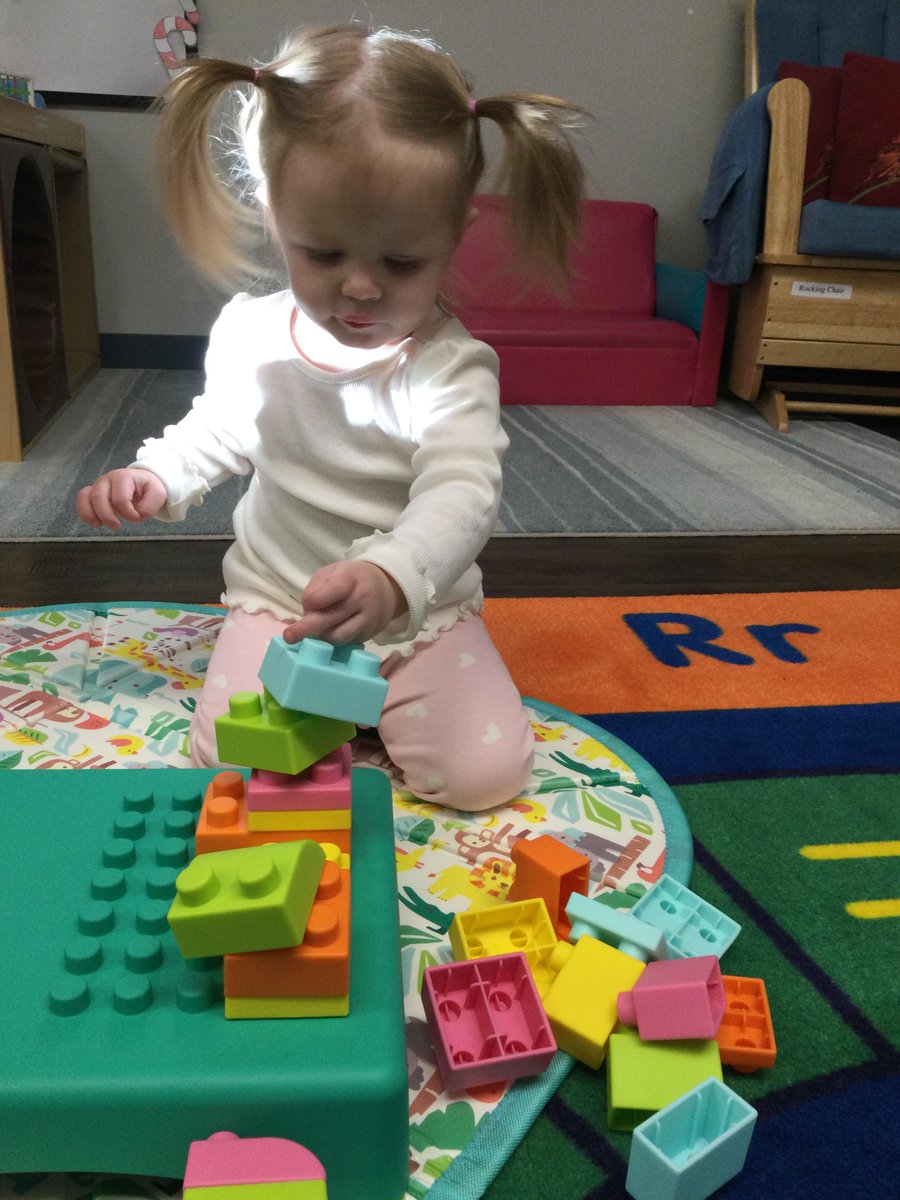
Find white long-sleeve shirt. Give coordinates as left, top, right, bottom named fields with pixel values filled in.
left=134, top=291, right=507, bottom=656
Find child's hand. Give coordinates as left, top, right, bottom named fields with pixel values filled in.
left=76, top=468, right=168, bottom=530
left=285, top=562, right=407, bottom=646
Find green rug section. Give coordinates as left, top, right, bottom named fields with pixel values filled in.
left=482, top=772, right=898, bottom=1199
left=681, top=774, right=898, bottom=1051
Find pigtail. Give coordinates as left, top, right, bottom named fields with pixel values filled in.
left=474, top=94, right=588, bottom=286
left=154, top=58, right=265, bottom=289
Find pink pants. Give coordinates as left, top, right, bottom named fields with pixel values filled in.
left=190, top=607, right=535, bottom=812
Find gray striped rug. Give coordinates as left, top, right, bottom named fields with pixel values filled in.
left=1, top=368, right=898, bottom=539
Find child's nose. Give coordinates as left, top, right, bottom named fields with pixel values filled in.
left=341, top=267, right=381, bottom=302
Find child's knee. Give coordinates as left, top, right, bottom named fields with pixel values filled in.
left=425, top=736, right=535, bottom=813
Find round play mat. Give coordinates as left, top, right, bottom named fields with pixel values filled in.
left=0, top=603, right=692, bottom=1200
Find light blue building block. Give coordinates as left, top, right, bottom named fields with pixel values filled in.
left=260, top=637, right=388, bottom=727
left=631, top=874, right=741, bottom=959
left=626, top=1078, right=757, bottom=1200
left=565, top=892, right=668, bottom=962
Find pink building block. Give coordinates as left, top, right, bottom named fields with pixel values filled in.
left=247, top=745, right=352, bottom=812
left=617, top=954, right=726, bottom=1041
left=422, top=952, right=556, bottom=1092
left=184, top=1131, right=326, bottom=1186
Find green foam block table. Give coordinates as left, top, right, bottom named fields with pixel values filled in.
left=0, top=766, right=408, bottom=1200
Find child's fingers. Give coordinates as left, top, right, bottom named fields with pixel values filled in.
left=284, top=608, right=348, bottom=644
left=108, top=477, right=147, bottom=523
left=76, top=483, right=122, bottom=530
left=75, top=487, right=105, bottom=528
left=301, top=566, right=355, bottom=611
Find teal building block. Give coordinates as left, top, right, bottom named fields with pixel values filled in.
left=626, top=1078, right=757, bottom=1200
left=607, top=1025, right=723, bottom=1131
left=630, top=874, right=741, bottom=959
left=215, top=690, right=356, bottom=775
left=167, top=839, right=326, bottom=958
left=0, top=768, right=407, bottom=1200
left=260, top=637, right=388, bottom=727
left=565, top=891, right=668, bottom=961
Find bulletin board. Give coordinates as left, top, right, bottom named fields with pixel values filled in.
left=0, top=1, right=200, bottom=108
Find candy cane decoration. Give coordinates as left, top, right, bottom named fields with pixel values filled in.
left=154, top=5, right=200, bottom=78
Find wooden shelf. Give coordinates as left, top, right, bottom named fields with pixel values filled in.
left=0, top=96, right=99, bottom=461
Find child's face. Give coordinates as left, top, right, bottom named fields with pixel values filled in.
left=268, top=134, right=469, bottom=352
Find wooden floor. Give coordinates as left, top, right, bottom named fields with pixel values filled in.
left=4, top=532, right=900, bottom=608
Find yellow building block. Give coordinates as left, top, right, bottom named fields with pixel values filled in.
left=248, top=808, right=352, bottom=832
left=541, top=935, right=645, bottom=1069
left=225, top=994, right=350, bottom=1019
left=449, top=898, right=559, bottom=995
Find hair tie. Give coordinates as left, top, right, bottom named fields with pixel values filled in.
left=468, top=97, right=478, bottom=117
left=251, top=67, right=260, bottom=84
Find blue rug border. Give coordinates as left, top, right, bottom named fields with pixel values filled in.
left=593, top=704, right=900, bottom=782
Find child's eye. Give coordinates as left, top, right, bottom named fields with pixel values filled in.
left=385, top=258, right=423, bottom=273
left=304, top=248, right=343, bottom=265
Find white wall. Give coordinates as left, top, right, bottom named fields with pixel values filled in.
left=58, top=0, right=745, bottom=336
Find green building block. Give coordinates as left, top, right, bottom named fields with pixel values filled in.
left=606, top=1025, right=723, bottom=1131
left=186, top=1185, right=326, bottom=1200
left=0, top=767, right=407, bottom=1200
left=215, top=691, right=356, bottom=775
left=168, top=839, right=326, bottom=958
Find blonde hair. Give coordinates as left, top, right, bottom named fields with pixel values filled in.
left=155, top=23, right=587, bottom=290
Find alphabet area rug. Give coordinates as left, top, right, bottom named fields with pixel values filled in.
left=482, top=589, right=900, bottom=779
left=1, top=591, right=897, bottom=1200
left=482, top=590, right=900, bottom=1200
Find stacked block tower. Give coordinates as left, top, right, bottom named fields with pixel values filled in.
left=167, top=636, right=387, bottom=1019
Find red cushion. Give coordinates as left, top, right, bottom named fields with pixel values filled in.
left=829, top=52, right=900, bottom=206
left=448, top=195, right=657, bottom=318
left=777, top=61, right=842, bottom=204
left=460, top=312, right=696, bottom=350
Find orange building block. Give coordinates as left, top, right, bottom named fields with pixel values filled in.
left=509, top=834, right=590, bottom=940
left=717, top=975, right=777, bottom=1072
left=195, top=771, right=350, bottom=856
left=224, top=860, right=351, bottom=998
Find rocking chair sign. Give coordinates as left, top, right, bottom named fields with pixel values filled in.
left=0, top=1, right=200, bottom=109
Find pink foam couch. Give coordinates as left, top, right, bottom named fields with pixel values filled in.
left=449, top=196, right=728, bottom=406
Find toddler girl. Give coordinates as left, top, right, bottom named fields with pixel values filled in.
left=77, top=23, right=586, bottom=812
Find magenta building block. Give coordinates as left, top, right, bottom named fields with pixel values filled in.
left=617, top=955, right=726, bottom=1041
left=246, top=745, right=352, bottom=812
left=422, top=952, right=557, bottom=1093
left=185, top=1131, right=326, bottom=1186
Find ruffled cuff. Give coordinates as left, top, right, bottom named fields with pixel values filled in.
left=344, top=531, right=435, bottom=645
left=132, top=441, right=211, bottom=523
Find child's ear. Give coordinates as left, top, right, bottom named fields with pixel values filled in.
left=465, top=205, right=479, bottom=228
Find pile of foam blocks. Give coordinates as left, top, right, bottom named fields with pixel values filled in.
left=423, top=833, right=776, bottom=1200
left=165, top=636, right=387, bottom=1019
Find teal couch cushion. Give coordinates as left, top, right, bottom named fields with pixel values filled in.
left=798, top=199, right=900, bottom=256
